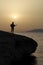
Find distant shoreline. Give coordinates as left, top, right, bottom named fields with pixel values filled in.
left=25, top=29, right=43, bottom=33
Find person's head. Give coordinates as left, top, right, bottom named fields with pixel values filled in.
left=12, top=22, right=14, bottom=24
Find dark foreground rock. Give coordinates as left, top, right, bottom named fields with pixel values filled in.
left=0, top=31, right=38, bottom=65
left=11, top=55, right=37, bottom=65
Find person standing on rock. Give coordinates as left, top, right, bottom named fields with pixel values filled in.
left=10, top=22, right=16, bottom=33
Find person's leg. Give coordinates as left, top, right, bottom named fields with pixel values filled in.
left=11, top=28, right=12, bottom=32
left=12, top=28, right=14, bottom=33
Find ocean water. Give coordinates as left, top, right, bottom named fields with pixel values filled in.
left=16, top=32, right=43, bottom=65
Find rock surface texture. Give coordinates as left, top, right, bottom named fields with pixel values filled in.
left=0, top=31, right=38, bottom=65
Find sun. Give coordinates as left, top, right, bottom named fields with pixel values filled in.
left=12, top=16, right=17, bottom=20
left=14, top=16, right=16, bottom=19
left=12, top=16, right=16, bottom=19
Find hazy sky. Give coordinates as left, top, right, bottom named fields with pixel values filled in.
left=0, top=0, right=43, bottom=32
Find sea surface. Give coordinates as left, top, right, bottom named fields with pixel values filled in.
left=16, top=32, right=43, bottom=65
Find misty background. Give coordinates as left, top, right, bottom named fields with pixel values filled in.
left=0, top=0, right=43, bottom=32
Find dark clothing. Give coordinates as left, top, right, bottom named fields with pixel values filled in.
left=10, top=22, right=15, bottom=33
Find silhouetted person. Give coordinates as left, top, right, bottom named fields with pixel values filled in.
left=10, top=22, right=16, bottom=33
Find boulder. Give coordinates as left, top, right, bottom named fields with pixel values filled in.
left=0, top=31, right=38, bottom=65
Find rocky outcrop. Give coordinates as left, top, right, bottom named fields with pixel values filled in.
left=0, top=31, right=38, bottom=65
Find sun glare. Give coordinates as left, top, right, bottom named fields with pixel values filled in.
left=12, top=16, right=16, bottom=19
left=14, top=16, right=16, bottom=19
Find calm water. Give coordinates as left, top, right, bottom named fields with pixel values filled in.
left=16, top=32, right=43, bottom=65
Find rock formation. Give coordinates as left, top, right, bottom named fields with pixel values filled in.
left=0, top=31, right=38, bottom=65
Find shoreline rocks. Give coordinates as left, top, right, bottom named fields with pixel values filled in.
left=0, top=31, right=38, bottom=65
